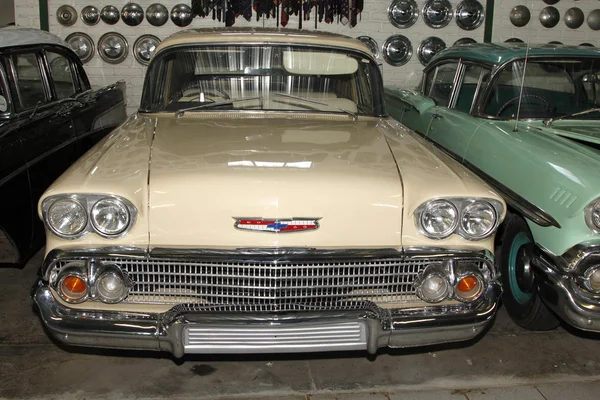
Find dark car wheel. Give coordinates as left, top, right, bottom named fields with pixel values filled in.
left=497, top=213, right=560, bottom=331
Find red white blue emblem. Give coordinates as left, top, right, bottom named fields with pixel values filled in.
left=234, top=218, right=320, bottom=233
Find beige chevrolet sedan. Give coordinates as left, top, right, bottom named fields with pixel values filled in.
left=34, top=28, right=505, bottom=357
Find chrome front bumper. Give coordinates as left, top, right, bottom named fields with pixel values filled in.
left=34, top=284, right=501, bottom=357
left=533, top=252, right=600, bottom=332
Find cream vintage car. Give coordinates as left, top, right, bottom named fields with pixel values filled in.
left=33, top=28, right=505, bottom=357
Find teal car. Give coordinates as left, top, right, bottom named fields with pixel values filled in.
left=385, top=43, right=600, bottom=332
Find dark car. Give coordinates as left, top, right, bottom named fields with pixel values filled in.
left=0, top=28, right=126, bottom=266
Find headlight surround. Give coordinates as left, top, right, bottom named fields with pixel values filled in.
left=418, top=200, right=459, bottom=239
left=584, top=266, right=600, bottom=293
left=415, top=198, right=503, bottom=240
left=584, top=199, right=600, bottom=233
left=459, top=201, right=497, bottom=240
left=91, top=198, right=131, bottom=237
left=42, top=194, right=137, bottom=239
left=47, top=198, right=88, bottom=238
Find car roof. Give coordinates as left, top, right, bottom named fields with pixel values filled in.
left=155, top=27, right=372, bottom=57
left=0, top=27, right=67, bottom=50
left=431, top=42, right=600, bottom=66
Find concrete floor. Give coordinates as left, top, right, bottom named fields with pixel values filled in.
left=1, top=252, right=600, bottom=399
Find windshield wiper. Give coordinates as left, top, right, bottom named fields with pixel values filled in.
left=274, top=92, right=358, bottom=121
left=543, top=108, right=600, bottom=127
left=174, top=96, right=263, bottom=117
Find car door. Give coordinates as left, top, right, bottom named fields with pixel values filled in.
left=3, top=49, right=78, bottom=249
left=48, top=46, right=127, bottom=155
left=427, top=63, right=492, bottom=160
left=0, top=61, right=32, bottom=264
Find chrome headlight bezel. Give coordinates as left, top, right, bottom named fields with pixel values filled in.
left=415, top=198, right=504, bottom=240
left=42, top=194, right=137, bottom=240
left=90, top=198, right=132, bottom=238
left=45, top=197, right=88, bottom=239
left=416, top=199, right=459, bottom=239
left=459, top=200, right=498, bottom=240
left=584, top=198, right=600, bottom=233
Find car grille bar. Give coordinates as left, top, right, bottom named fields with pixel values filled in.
left=184, top=321, right=368, bottom=353
left=53, top=256, right=486, bottom=311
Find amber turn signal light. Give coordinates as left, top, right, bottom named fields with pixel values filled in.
left=455, top=275, right=483, bottom=301
left=59, top=275, right=88, bottom=302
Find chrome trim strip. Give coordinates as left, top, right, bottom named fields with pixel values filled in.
left=41, top=246, right=495, bottom=278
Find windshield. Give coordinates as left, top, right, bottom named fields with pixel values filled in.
left=140, top=45, right=384, bottom=116
left=483, top=57, right=600, bottom=120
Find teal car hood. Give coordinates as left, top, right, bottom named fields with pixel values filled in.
left=527, top=120, right=600, bottom=147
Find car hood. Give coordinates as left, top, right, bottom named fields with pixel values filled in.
left=148, top=116, right=404, bottom=250
left=531, top=120, right=600, bottom=147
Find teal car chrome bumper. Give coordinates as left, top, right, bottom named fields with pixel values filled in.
left=533, top=248, right=600, bottom=332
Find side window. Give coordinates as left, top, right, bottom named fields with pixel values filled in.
left=9, top=52, right=48, bottom=110
left=0, top=66, right=8, bottom=113
left=455, top=65, right=491, bottom=114
left=428, top=63, right=459, bottom=106
left=582, top=73, right=600, bottom=105
left=46, top=51, right=76, bottom=99
left=423, top=71, right=434, bottom=96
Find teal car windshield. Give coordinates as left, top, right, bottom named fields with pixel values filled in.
left=140, top=45, right=384, bottom=117
left=484, top=57, right=600, bottom=120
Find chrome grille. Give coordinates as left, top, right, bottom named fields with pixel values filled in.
left=184, top=321, right=367, bottom=353
left=53, top=257, right=486, bottom=311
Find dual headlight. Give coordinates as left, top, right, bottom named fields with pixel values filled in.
left=415, top=198, right=504, bottom=240
left=42, top=195, right=136, bottom=239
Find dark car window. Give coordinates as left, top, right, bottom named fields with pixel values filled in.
left=455, top=65, right=491, bottom=114
left=10, top=52, right=47, bottom=110
left=428, top=63, right=459, bottom=107
left=0, top=78, right=7, bottom=113
left=483, top=58, right=600, bottom=119
left=46, top=51, right=76, bottom=99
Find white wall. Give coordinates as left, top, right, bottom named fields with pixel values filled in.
left=14, top=0, right=39, bottom=28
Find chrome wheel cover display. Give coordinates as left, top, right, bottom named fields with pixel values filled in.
left=134, top=35, right=161, bottom=65
left=455, top=0, right=484, bottom=30
left=422, top=0, right=453, bottom=29
left=146, top=3, right=169, bottom=26
left=454, top=37, right=476, bottom=46
left=66, top=32, right=95, bottom=64
left=418, top=37, right=446, bottom=66
left=101, top=5, right=120, bottom=25
left=57, top=5, right=77, bottom=26
left=505, top=38, right=524, bottom=43
left=382, top=35, right=413, bottom=66
left=509, top=5, right=531, bottom=27
left=539, top=7, right=560, bottom=28
left=564, top=7, right=584, bottom=29
left=98, top=33, right=129, bottom=64
left=171, top=4, right=194, bottom=27
left=356, top=36, right=380, bottom=58
left=580, top=43, right=595, bottom=47
left=543, top=0, right=559, bottom=4
left=588, top=9, right=600, bottom=31
left=388, top=0, right=419, bottom=29
left=80, top=5, right=100, bottom=26
left=121, top=3, right=144, bottom=26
